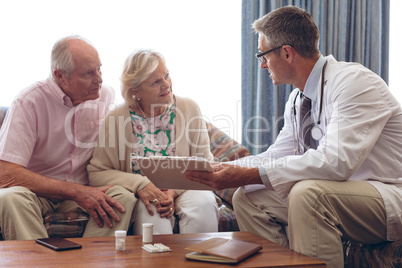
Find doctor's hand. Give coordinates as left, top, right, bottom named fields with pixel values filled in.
left=137, top=182, right=168, bottom=216
left=185, top=163, right=262, bottom=190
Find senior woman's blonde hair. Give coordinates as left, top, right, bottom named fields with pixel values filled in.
left=121, top=49, right=166, bottom=107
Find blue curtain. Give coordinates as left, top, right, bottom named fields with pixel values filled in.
left=241, top=0, right=390, bottom=154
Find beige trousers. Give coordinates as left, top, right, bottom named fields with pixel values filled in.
left=0, top=185, right=134, bottom=240
left=233, top=180, right=387, bottom=268
left=82, top=185, right=135, bottom=237
left=131, top=190, right=219, bottom=235
left=0, top=186, right=85, bottom=240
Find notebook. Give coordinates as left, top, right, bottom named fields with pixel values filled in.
left=185, top=238, right=263, bottom=264
left=131, top=155, right=215, bottom=190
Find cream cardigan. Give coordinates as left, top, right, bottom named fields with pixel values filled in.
left=87, top=95, right=213, bottom=196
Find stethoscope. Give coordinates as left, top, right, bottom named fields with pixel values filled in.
left=291, top=61, right=327, bottom=154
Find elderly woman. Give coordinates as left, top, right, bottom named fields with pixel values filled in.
left=86, top=49, right=219, bottom=235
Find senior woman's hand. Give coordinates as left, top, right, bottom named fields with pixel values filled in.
left=157, top=189, right=177, bottom=219
left=137, top=182, right=168, bottom=216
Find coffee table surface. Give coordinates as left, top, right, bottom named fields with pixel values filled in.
left=0, top=231, right=326, bottom=267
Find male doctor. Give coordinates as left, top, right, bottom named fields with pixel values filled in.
left=186, top=6, right=402, bottom=268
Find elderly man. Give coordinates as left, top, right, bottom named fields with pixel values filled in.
left=0, top=35, right=133, bottom=240
left=186, top=6, right=402, bottom=268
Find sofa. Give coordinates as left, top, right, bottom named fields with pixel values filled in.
left=1, top=106, right=401, bottom=267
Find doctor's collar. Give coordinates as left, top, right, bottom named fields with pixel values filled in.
left=302, top=55, right=327, bottom=101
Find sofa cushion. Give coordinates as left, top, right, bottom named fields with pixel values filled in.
left=206, top=122, right=250, bottom=162
left=206, top=122, right=250, bottom=207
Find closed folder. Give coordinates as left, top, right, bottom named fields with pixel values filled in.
left=185, top=238, right=262, bottom=264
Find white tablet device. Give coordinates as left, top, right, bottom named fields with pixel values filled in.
left=131, top=155, right=215, bottom=190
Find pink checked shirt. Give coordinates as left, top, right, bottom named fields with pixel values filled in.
left=0, top=76, right=114, bottom=185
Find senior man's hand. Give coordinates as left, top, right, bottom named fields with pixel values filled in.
left=74, top=184, right=126, bottom=228
left=185, top=162, right=262, bottom=190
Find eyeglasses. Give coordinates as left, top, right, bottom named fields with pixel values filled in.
left=255, top=45, right=291, bottom=63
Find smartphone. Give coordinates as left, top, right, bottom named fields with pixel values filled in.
left=35, top=237, right=82, bottom=251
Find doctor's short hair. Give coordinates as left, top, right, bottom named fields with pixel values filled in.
left=252, top=6, right=320, bottom=58
left=121, top=49, right=166, bottom=107
left=50, top=35, right=93, bottom=81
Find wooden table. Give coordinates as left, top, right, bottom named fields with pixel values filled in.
left=0, top=232, right=326, bottom=267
